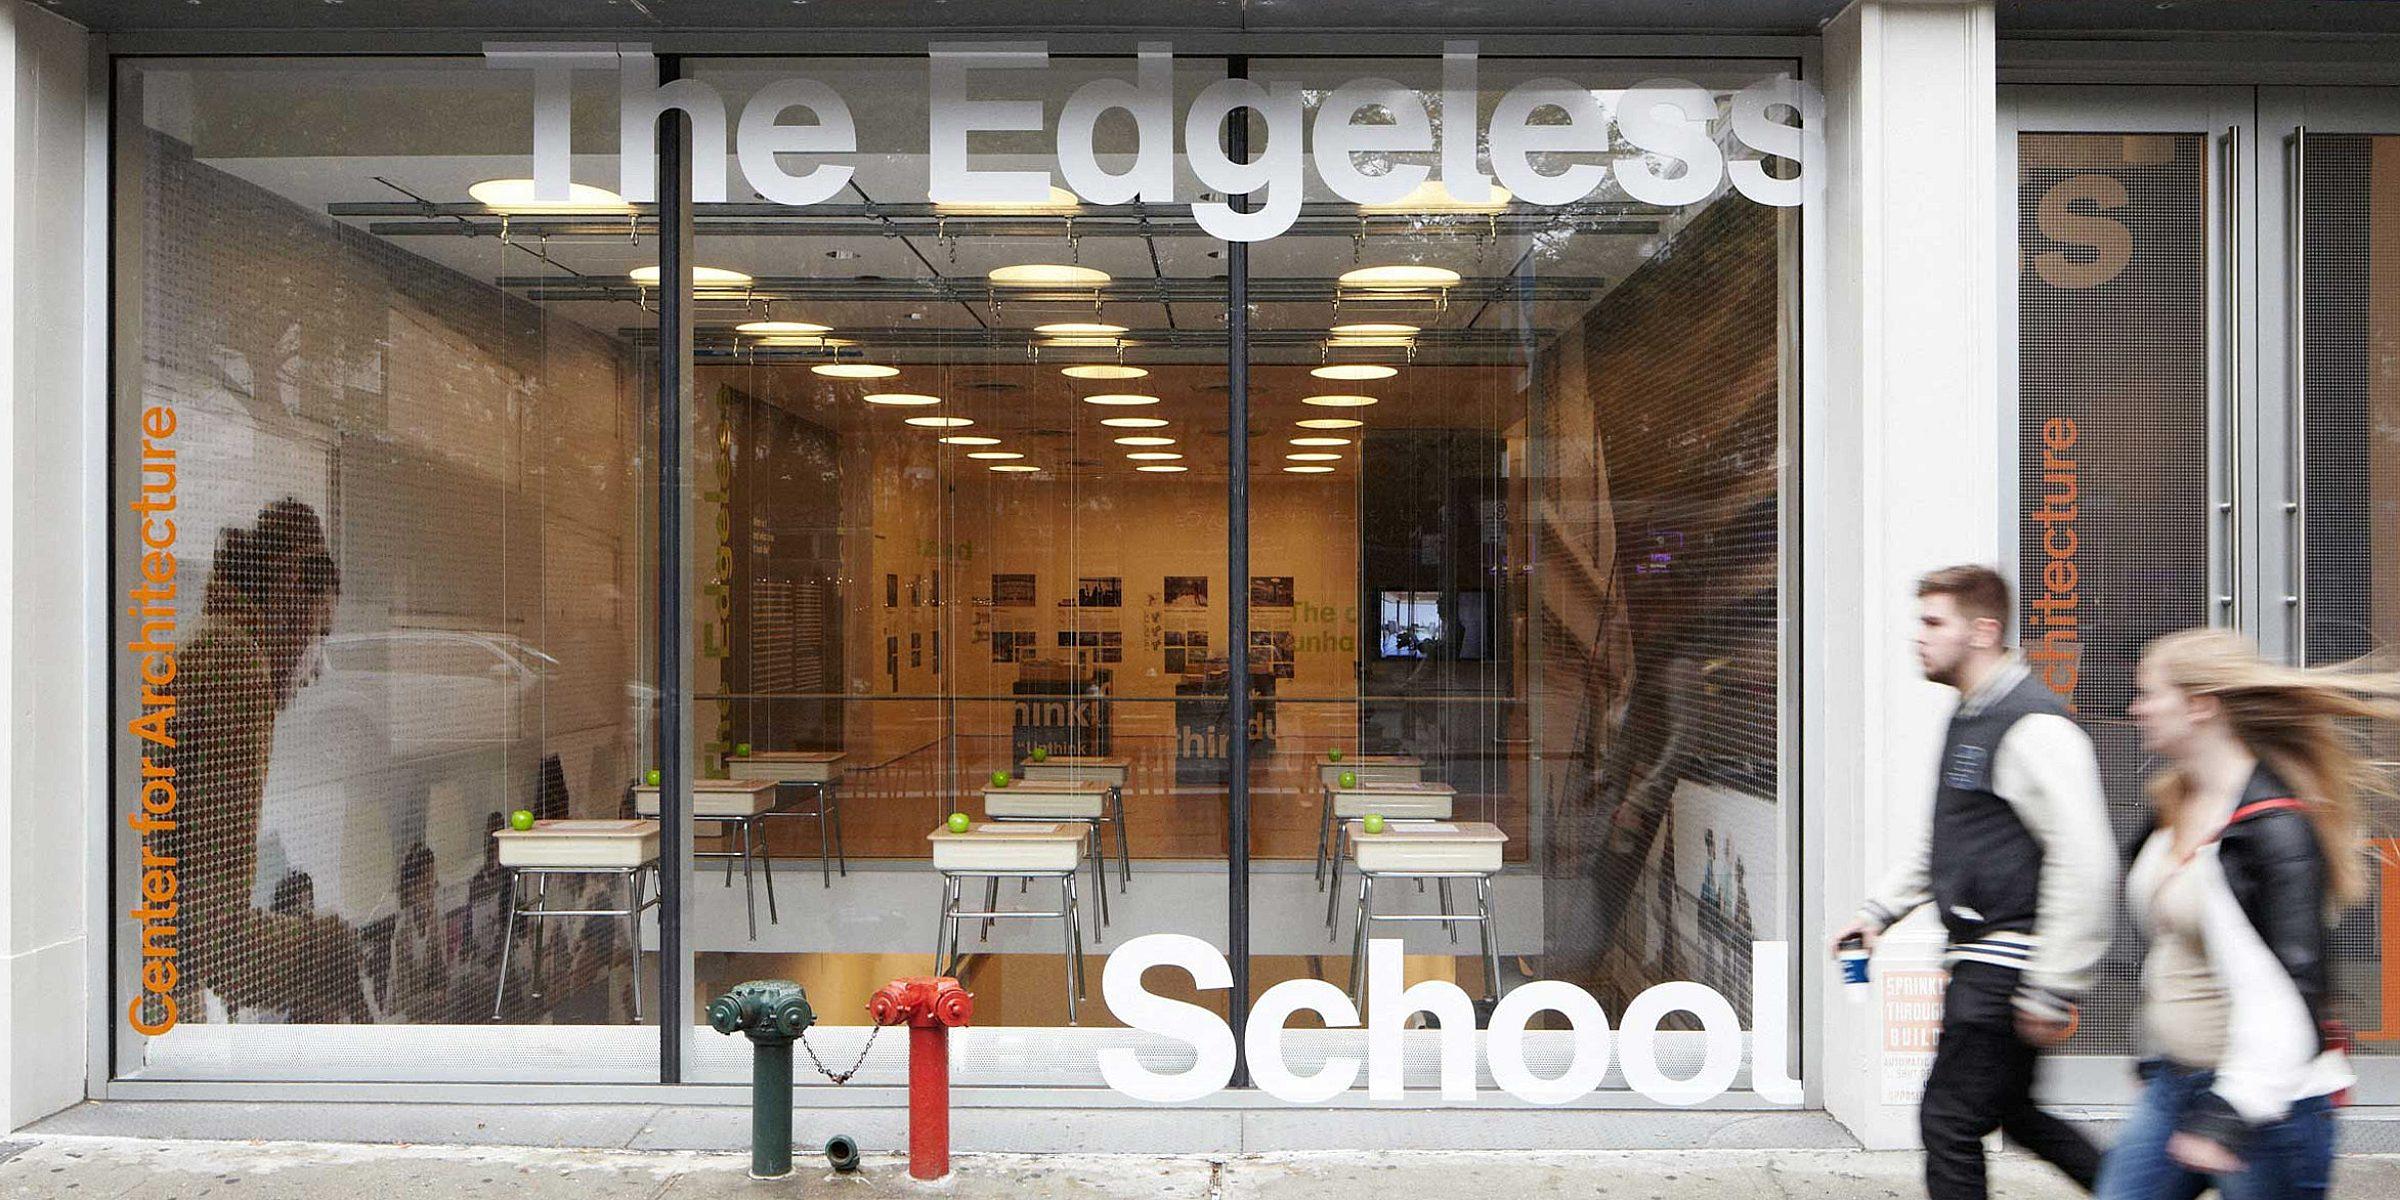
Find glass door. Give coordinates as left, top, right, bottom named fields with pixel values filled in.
left=2005, top=85, right=2400, bottom=1104
left=1999, top=86, right=2254, bottom=1102
left=2257, top=86, right=2400, bottom=1099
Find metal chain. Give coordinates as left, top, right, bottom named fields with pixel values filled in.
left=796, top=1024, right=885, bottom=1085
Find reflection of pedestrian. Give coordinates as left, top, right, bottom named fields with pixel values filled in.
left=1698, top=830, right=1723, bottom=989
left=157, top=499, right=365, bottom=1024
left=388, top=844, right=451, bottom=1022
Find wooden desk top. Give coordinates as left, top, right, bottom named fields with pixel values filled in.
left=926, top=822, right=1086, bottom=842
left=1348, top=820, right=1506, bottom=843
left=634, top=778, right=780, bottom=795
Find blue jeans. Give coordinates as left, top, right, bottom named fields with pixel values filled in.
left=2096, top=1059, right=2337, bottom=1200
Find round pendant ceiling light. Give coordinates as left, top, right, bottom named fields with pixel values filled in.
left=864, top=393, right=944, bottom=407
left=936, top=186, right=1081, bottom=215
left=469, top=178, right=632, bottom=213
left=1286, top=452, right=1343, bottom=462
left=939, top=435, right=1002, bottom=445
left=989, top=263, right=1111, bottom=287
left=1099, top=416, right=1170, bottom=428
left=1126, top=451, right=1184, bottom=461
left=903, top=415, right=976, bottom=428
left=1290, top=436, right=1352, bottom=447
left=966, top=451, right=1025, bottom=460
left=812, top=363, right=900, bottom=379
left=1137, top=464, right=1190, bottom=473
left=1302, top=394, right=1379, bottom=408
left=1284, top=465, right=1337, bottom=474
left=1297, top=417, right=1365, bottom=430
left=1337, top=264, right=1461, bottom=289
left=1062, top=364, right=1149, bottom=380
left=1080, top=394, right=1160, bottom=407
left=737, top=320, right=831, bottom=335
left=630, top=265, right=752, bottom=286
left=1311, top=363, right=1398, bottom=381
left=990, top=463, right=1044, bottom=473
left=1357, top=180, right=1514, bottom=214
left=1113, top=436, right=1177, bottom=447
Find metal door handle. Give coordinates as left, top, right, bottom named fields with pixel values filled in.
left=2221, top=125, right=2245, bottom=628
left=2286, top=124, right=2309, bottom=662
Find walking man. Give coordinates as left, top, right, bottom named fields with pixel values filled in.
left=1833, top=565, right=2120, bottom=1199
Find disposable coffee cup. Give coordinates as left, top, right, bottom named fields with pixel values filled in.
left=1839, top=947, right=1871, bottom=1000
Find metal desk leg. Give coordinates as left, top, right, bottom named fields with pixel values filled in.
left=1086, top=820, right=1111, bottom=936
left=1112, top=784, right=1130, bottom=891
left=1325, top=824, right=1347, bottom=929
left=738, top=819, right=759, bottom=941
left=1347, top=874, right=1375, bottom=1002
left=1060, top=874, right=1081, bottom=1025
left=1313, top=787, right=1333, bottom=887
left=625, top=868, right=646, bottom=1023
left=980, top=876, right=1001, bottom=942
left=1438, top=878, right=1457, bottom=944
left=491, top=870, right=523, bottom=1020
left=935, top=875, right=960, bottom=975
left=815, top=785, right=832, bottom=887
left=831, top=782, right=848, bottom=878
left=1478, top=876, right=1500, bottom=1002
left=530, top=875, right=549, bottom=998
left=757, top=816, right=780, bottom=926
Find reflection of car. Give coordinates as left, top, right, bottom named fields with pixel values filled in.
left=253, top=629, right=560, bottom=920
left=319, top=631, right=559, bottom=749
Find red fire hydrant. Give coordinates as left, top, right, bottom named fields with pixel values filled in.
left=867, top=976, right=974, bottom=1180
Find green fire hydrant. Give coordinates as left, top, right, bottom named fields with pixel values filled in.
left=709, top=979, right=815, bottom=1179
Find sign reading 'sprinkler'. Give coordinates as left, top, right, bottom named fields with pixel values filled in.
left=485, top=41, right=1821, bottom=241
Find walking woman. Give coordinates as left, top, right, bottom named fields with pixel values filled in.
left=2101, top=629, right=2389, bottom=1200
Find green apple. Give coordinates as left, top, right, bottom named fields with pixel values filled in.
left=1338, top=770, right=1358, bottom=789
left=1328, top=747, right=1344, bottom=763
left=1030, top=747, right=1049, bottom=763
left=644, top=767, right=662, bottom=787
left=508, top=809, right=535, bottom=832
left=946, top=812, right=971, bottom=833
left=735, top=742, right=753, bottom=757
left=991, top=769, right=1011, bottom=788
left=1362, top=813, right=1386, bottom=835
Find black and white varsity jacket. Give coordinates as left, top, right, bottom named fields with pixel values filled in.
left=1861, top=655, right=2121, bottom=1019
left=2125, top=766, right=2353, bottom=1153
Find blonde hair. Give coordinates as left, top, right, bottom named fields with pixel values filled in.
left=2144, top=628, right=2400, bottom=909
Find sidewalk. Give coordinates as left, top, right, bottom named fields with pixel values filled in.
left=6, top=1138, right=2400, bottom=1200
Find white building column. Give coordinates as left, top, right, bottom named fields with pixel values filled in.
left=0, top=0, right=93, bottom=1130
left=1808, top=0, right=2000, bottom=1149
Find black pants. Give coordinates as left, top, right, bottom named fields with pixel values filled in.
left=1920, top=961, right=2103, bottom=1200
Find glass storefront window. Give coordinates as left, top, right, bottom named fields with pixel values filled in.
left=110, top=46, right=1804, bottom=1095
left=112, top=58, right=663, bottom=1080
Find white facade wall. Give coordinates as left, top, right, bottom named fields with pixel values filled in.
left=0, top=0, right=93, bottom=1132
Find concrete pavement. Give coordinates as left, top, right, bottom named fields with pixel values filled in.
left=7, top=1138, right=2400, bottom=1200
